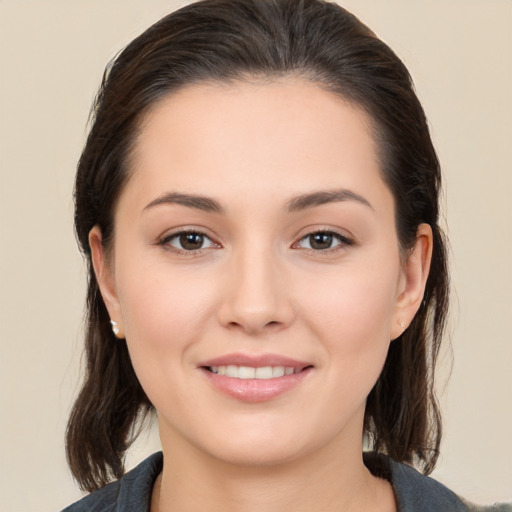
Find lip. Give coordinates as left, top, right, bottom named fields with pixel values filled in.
left=197, top=353, right=314, bottom=403
left=198, top=353, right=311, bottom=369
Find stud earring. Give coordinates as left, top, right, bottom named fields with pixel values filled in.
left=398, top=320, right=405, bottom=329
left=110, top=320, right=120, bottom=336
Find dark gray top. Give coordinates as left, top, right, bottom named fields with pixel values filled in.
left=62, top=452, right=511, bottom=512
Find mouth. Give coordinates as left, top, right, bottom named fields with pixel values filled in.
left=198, top=354, right=314, bottom=402
left=204, top=365, right=310, bottom=379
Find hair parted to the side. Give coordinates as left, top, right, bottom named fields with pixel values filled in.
left=68, top=0, right=449, bottom=492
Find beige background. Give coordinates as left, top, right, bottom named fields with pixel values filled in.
left=0, top=1, right=510, bottom=510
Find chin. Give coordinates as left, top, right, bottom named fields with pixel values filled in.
left=184, top=415, right=347, bottom=469
left=206, top=437, right=311, bottom=468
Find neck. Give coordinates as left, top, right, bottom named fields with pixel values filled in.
left=153, top=428, right=395, bottom=512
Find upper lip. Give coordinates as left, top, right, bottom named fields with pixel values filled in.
left=197, top=353, right=312, bottom=369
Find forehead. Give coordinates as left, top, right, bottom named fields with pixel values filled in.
left=123, top=78, right=390, bottom=212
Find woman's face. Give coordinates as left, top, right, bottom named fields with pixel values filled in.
left=92, top=79, right=430, bottom=467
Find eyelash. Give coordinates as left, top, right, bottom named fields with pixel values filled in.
left=293, top=230, right=354, bottom=254
left=158, top=229, right=220, bottom=255
left=158, top=229, right=354, bottom=255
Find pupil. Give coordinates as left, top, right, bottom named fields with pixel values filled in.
left=310, top=233, right=332, bottom=250
left=180, top=233, right=203, bottom=250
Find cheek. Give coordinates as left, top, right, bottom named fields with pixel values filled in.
left=299, top=259, right=400, bottom=388
left=119, top=256, right=215, bottom=333
left=114, top=260, right=218, bottom=393
left=303, top=264, right=398, bottom=339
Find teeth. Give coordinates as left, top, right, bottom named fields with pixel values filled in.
left=272, top=366, right=285, bottom=378
left=238, top=366, right=255, bottom=379
left=255, top=366, right=273, bottom=379
left=211, top=365, right=299, bottom=379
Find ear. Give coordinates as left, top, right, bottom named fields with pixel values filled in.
left=391, top=223, right=433, bottom=340
left=89, top=225, right=124, bottom=338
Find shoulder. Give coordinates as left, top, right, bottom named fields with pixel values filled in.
left=60, top=480, right=119, bottom=512
left=61, top=452, right=163, bottom=512
left=364, top=452, right=512, bottom=512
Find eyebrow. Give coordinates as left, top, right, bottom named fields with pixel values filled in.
left=286, top=189, right=373, bottom=212
left=143, top=192, right=224, bottom=214
left=142, top=188, right=373, bottom=214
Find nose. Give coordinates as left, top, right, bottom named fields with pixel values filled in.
left=217, top=244, right=295, bottom=335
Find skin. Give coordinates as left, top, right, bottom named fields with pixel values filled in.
left=90, top=78, right=432, bottom=512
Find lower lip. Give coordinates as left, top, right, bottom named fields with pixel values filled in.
left=200, top=368, right=313, bottom=402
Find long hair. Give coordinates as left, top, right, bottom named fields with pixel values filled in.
left=68, top=0, right=449, bottom=492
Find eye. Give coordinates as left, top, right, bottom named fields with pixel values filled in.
left=161, top=230, right=218, bottom=252
left=295, top=231, right=353, bottom=251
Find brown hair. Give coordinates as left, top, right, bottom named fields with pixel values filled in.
left=68, top=0, right=449, bottom=492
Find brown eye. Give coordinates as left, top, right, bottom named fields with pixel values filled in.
left=309, top=233, right=335, bottom=250
left=296, top=231, right=353, bottom=251
left=179, top=232, right=205, bottom=250
left=164, top=231, right=216, bottom=251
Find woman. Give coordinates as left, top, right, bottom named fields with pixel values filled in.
left=63, top=0, right=510, bottom=510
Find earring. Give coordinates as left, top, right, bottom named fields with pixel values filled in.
left=110, top=320, right=120, bottom=337
left=398, top=320, right=405, bottom=329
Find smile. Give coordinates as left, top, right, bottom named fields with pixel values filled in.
left=198, top=354, right=313, bottom=402
left=207, top=365, right=302, bottom=379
